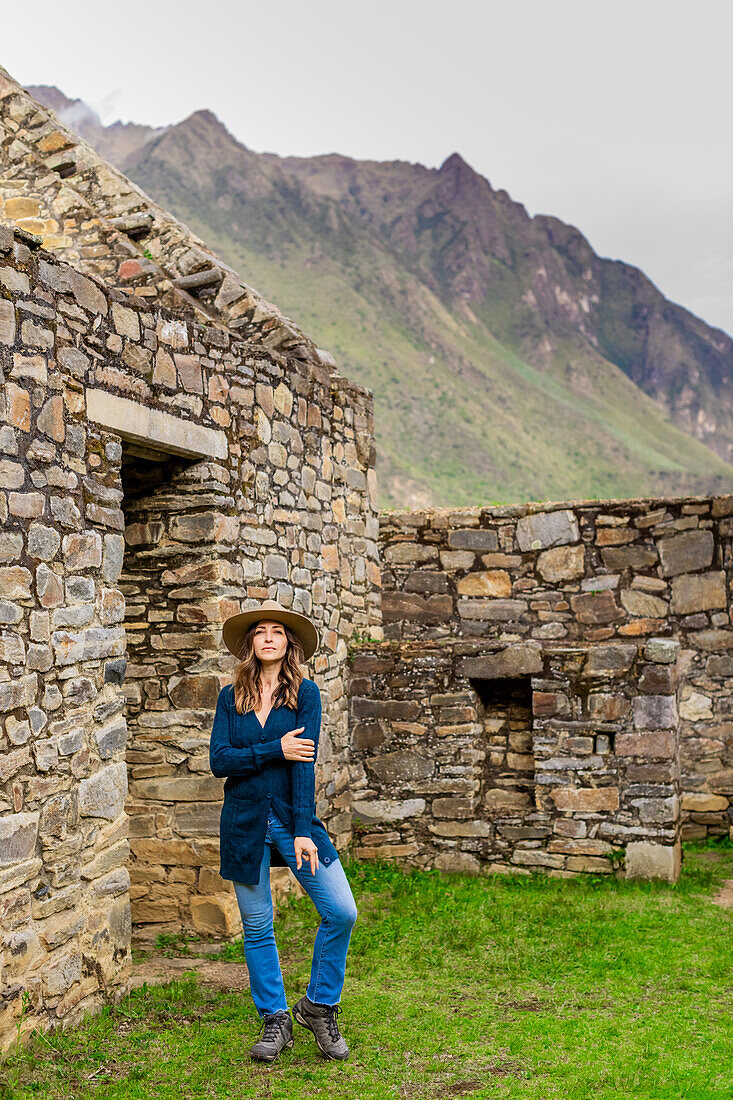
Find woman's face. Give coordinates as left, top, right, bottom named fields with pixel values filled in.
left=252, top=620, right=288, bottom=665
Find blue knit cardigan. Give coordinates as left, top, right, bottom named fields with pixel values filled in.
left=209, top=676, right=340, bottom=884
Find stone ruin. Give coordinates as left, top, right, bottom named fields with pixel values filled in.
left=0, top=68, right=730, bottom=1049
left=350, top=501, right=733, bottom=877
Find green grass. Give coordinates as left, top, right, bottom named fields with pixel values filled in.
left=1, top=840, right=731, bottom=1099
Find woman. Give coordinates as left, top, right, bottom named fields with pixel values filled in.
left=209, top=598, right=358, bottom=1064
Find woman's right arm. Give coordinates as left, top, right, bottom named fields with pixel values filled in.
left=209, top=688, right=286, bottom=778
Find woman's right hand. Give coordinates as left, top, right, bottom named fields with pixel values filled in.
left=280, top=726, right=315, bottom=762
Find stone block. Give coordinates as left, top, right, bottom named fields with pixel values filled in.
left=632, top=695, right=677, bottom=730
left=0, top=567, right=32, bottom=600
left=678, top=691, right=713, bottom=721
left=587, top=693, right=629, bottom=720
left=433, top=851, right=480, bottom=873
left=625, top=841, right=680, bottom=882
left=79, top=763, right=128, bottom=820
left=516, top=509, right=579, bottom=551
left=456, top=570, right=511, bottom=597
left=447, top=528, right=499, bottom=551
left=190, top=894, right=241, bottom=936
left=620, top=589, right=667, bottom=618
left=94, top=718, right=127, bottom=759
left=658, top=529, right=714, bottom=577
left=128, top=777, right=223, bottom=802
left=174, top=803, right=222, bottom=836
left=582, top=644, right=637, bottom=675
left=62, top=532, right=102, bottom=570
left=671, top=571, right=727, bottom=615
left=681, top=792, right=728, bottom=812
left=0, top=812, right=40, bottom=866
left=637, top=664, right=676, bottom=694
left=484, top=789, right=532, bottom=810
left=428, top=820, right=491, bottom=837
left=431, top=796, right=475, bottom=819
left=600, top=545, right=658, bottom=570
left=458, top=598, right=527, bottom=621
left=459, top=641, right=543, bottom=679
left=365, top=751, right=434, bottom=785
left=168, top=675, right=221, bottom=710
left=537, top=543, right=585, bottom=581
left=352, top=798, right=425, bottom=823
left=571, top=590, right=623, bottom=623
left=615, top=731, right=676, bottom=758
left=512, top=850, right=566, bottom=869
left=550, top=787, right=619, bottom=812
left=0, top=299, right=15, bottom=345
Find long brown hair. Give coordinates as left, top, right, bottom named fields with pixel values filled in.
left=232, top=620, right=305, bottom=715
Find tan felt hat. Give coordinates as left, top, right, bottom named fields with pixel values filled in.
left=222, top=598, right=320, bottom=662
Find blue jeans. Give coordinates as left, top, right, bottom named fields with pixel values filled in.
left=232, top=808, right=358, bottom=1018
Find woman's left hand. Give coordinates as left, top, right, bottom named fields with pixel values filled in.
left=294, top=836, right=319, bottom=874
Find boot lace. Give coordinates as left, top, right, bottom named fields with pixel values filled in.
left=259, top=1011, right=286, bottom=1043
left=324, top=1003, right=342, bottom=1043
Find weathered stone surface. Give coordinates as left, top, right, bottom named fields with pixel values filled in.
left=625, top=841, right=680, bottom=881
left=456, top=571, right=511, bottom=597
left=190, top=894, right=240, bottom=936
left=79, top=764, right=128, bottom=819
left=632, top=695, right=677, bottom=730
left=0, top=567, right=32, bottom=599
left=582, top=644, right=637, bottom=675
left=365, top=751, right=435, bottom=785
left=678, top=691, right=713, bottom=720
left=516, top=509, right=579, bottom=551
left=658, top=529, right=714, bottom=577
left=352, top=798, right=426, bottom=823
left=644, top=638, right=679, bottom=664
left=129, top=777, right=224, bottom=802
left=459, top=641, right=542, bottom=679
left=571, top=590, right=623, bottom=624
left=670, top=572, right=727, bottom=615
left=0, top=299, right=15, bottom=344
left=537, top=544, right=585, bottom=581
left=0, top=813, right=40, bottom=865
left=600, top=545, right=658, bottom=570
left=167, top=675, right=220, bottom=710
left=94, top=718, right=127, bottom=759
left=680, top=792, right=728, bottom=812
left=433, top=852, right=480, bottom=873
left=615, top=731, right=676, bottom=758
left=550, top=787, right=619, bottom=812
left=620, top=589, right=667, bottom=618
left=27, top=524, right=61, bottom=561
left=448, top=529, right=499, bottom=551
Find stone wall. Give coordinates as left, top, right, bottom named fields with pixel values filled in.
left=348, top=636, right=682, bottom=880
left=0, top=65, right=340, bottom=369
left=0, top=223, right=378, bottom=1049
left=376, top=499, right=733, bottom=841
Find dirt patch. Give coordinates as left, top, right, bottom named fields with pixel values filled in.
left=130, top=953, right=251, bottom=993
left=712, top=879, right=733, bottom=909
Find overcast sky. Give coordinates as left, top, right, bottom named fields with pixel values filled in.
left=5, top=0, right=732, bottom=334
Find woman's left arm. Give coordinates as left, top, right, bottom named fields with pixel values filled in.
left=291, top=681, right=322, bottom=837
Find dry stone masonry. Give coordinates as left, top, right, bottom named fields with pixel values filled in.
left=349, top=635, right=683, bottom=879
left=347, top=498, right=733, bottom=871
left=2, top=66, right=732, bottom=1054
left=0, top=221, right=377, bottom=1049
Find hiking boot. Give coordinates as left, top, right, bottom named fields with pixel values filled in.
left=250, top=1009, right=294, bottom=1062
left=292, top=994, right=349, bottom=1060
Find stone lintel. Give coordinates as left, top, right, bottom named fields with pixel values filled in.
left=85, top=389, right=227, bottom=461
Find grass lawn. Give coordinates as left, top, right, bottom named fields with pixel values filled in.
left=1, top=838, right=731, bottom=1100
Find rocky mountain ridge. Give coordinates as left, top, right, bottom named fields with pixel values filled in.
left=25, top=84, right=733, bottom=507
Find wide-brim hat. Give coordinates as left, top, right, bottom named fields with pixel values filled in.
left=222, top=598, right=320, bottom=662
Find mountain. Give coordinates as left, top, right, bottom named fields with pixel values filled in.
left=25, top=86, right=733, bottom=508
